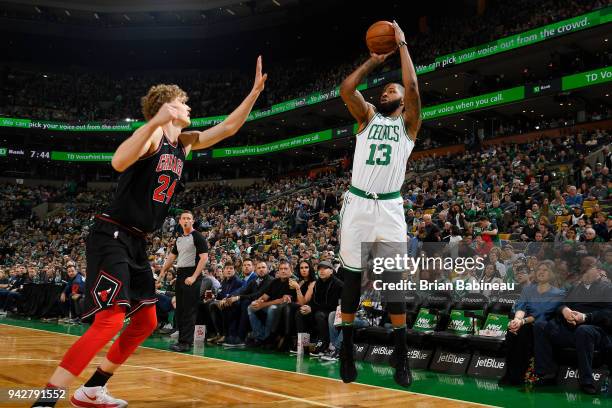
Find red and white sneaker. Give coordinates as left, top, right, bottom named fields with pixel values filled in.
left=70, top=385, right=128, bottom=407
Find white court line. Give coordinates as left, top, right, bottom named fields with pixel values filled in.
left=0, top=357, right=338, bottom=408
left=0, top=323, right=498, bottom=408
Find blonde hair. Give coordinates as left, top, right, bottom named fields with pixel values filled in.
left=537, top=261, right=557, bottom=285
left=141, top=84, right=188, bottom=121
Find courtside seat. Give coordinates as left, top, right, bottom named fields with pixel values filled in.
left=405, top=292, right=422, bottom=327
left=357, top=293, right=424, bottom=346
left=467, top=293, right=519, bottom=353
left=357, top=326, right=393, bottom=345
left=355, top=305, right=391, bottom=344
left=431, top=293, right=489, bottom=350
left=406, top=291, right=454, bottom=347
left=554, top=347, right=606, bottom=369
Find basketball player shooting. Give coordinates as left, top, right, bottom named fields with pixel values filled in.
left=337, top=21, right=421, bottom=387
left=33, top=57, right=267, bottom=408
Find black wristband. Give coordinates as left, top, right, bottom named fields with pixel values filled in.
left=398, top=40, right=408, bottom=48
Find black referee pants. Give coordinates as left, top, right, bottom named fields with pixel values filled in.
left=176, top=267, right=201, bottom=345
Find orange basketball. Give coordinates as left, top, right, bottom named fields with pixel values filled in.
left=366, top=21, right=396, bottom=54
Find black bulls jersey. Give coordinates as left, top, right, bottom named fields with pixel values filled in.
left=107, top=135, right=186, bottom=233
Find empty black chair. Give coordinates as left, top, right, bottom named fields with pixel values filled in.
left=405, top=292, right=422, bottom=327
left=406, top=291, right=454, bottom=347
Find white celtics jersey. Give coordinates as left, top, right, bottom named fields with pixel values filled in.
left=350, top=112, right=415, bottom=194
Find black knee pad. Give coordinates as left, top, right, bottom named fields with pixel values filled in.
left=385, top=301, right=406, bottom=315
left=380, top=270, right=405, bottom=315
left=340, top=268, right=361, bottom=314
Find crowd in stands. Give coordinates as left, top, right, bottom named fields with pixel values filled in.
left=0, top=125, right=610, bottom=392
left=1, top=1, right=608, bottom=122
left=0, top=184, right=65, bottom=229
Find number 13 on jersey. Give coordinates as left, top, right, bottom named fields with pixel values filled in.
left=365, top=143, right=392, bottom=166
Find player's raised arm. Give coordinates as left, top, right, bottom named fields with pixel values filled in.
left=111, top=103, right=178, bottom=172
left=340, top=51, right=393, bottom=131
left=183, top=56, right=268, bottom=151
left=393, top=20, right=421, bottom=139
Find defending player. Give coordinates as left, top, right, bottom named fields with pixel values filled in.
left=337, top=21, right=421, bottom=387
left=33, top=57, right=267, bottom=408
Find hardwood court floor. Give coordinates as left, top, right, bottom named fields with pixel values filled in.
left=2, top=320, right=609, bottom=408
left=0, top=323, right=485, bottom=408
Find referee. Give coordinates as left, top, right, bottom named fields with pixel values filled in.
left=158, top=210, right=208, bottom=352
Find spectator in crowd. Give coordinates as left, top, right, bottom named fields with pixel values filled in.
left=292, top=261, right=343, bottom=357
left=0, top=270, right=10, bottom=316
left=200, top=266, right=221, bottom=298
left=59, top=265, right=85, bottom=324
left=565, top=186, right=584, bottom=207
left=280, top=259, right=316, bottom=349
left=533, top=267, right=612, bottom=394
left=0, top=265, right=28, bottom=313
left=155, top=266, right=176, bottom=334
left=222, top=259, right=273, bottom=347
left=499, top=262, right=564, bottom=386
left=205, top=261, right=243, bottom=345
left=247, top=259, right=296, bottom=347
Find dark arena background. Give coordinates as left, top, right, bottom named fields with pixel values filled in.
left=0, top=0, right=611, bottom=407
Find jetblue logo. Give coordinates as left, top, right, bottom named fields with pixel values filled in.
left=438, top=353, right=466, bottom=364
left=474, top=357, right=505, bottom=369
left=370, top=346, right=393, bottom=356
left=407, top=350, right=429, bottom=360
left=563, top=368, right=601, bottom=382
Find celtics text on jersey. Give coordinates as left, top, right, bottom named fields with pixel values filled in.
left=350, top=112, right=415, bottom=194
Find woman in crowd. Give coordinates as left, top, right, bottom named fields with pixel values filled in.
left=480, top=263, right=504, bottom=297
left=279, top=259, right=316, bottom=350
left=488, top=247, right=507, bottom=279
left=499, top=262, right=564, bottom=385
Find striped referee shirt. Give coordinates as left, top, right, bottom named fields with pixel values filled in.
left=172, top=230, right=209, bottom=268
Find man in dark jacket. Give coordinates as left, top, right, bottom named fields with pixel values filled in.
left=323, top=189, right=338, bottom=214
left=296, top=261, right=343, bottom=355
left=533, top=267, right=612, bottom=394
left=60, top=265, right=85, bottom=322
left=202, top=262, right=243, bottom=344
left=247, top=259, right=297, bottom=345
left=222, top=260, right=273, bottom=347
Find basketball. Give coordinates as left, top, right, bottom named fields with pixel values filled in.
left=366, top=21, right=396, bottom=54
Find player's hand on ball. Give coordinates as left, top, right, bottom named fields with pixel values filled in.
left=370, top=49, right=396, bottom=65
left=251, top=55, right=268, bottom=94
left=392, top=20, right=406, bottom=45
left=152, top=102, right=179, bottom=126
